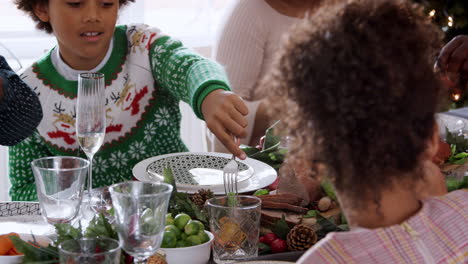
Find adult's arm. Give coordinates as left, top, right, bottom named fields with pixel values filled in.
left=212, top=0, right=268, bottom=99
left=0, top=56, right=43, bottom=146
left=437, top=35, right=468, bottom=78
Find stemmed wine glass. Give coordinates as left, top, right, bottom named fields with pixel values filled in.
left=76, top=72, right=106, bottom=204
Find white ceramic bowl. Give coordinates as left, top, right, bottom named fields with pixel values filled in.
left=0, top=233, right=51, bottom=264
left=161, top=230, right=214, bottom=264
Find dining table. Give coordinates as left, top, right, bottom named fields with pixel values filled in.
left=0, top=200, right=305, bottom=264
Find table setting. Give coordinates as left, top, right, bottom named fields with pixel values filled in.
left=0, top=117, right=345, bottom=264
left=1, top=88, right=467, bottom=264
left=0, top=151, right=281, bottom=264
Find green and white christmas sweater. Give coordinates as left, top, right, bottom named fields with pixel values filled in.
left=9, top=24, right=230, bottom=201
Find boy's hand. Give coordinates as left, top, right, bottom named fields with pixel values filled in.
left=202, top=89, right=249, bottom=159
left=436, top=35, right=468, bottom=78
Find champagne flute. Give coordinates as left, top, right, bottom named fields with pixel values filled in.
left=76, top=72, right=106, bottom=204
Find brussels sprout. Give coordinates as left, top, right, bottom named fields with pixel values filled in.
left=174, top=213, right=191, bottom=230
left=176, top=240, right=188, bottom=248
left=192, top=220, right=205, bottom=232
left=197, top=230, right=210, bottom=244
left=166, top=213, right=174, bottom=226
left=185, top=235, right=202, bottom=246
left=161, top=230, right=177, bottom=248
left=184, top=220, right=200, bottom=236
left=164, top=224, right=181, bottom=239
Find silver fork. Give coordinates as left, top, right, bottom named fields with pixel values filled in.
left=223, top=136, right=239, bottom=195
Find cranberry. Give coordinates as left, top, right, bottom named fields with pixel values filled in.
left=262, top=233, right=278, bottom=245
left=270, top=238, right=288, bottom=253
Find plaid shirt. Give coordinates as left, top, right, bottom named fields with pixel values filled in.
left=298, top=190, right=468, bottom=264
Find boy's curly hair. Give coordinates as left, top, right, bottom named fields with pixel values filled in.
left=15, top=0, right=135, bottom=34
left=263, top=0, right=444, bottom=209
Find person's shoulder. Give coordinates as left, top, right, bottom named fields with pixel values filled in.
left=417, top=190, right=467, bottom=233
left=297, top=232, right=354, bottom=264
left=119, top=23, right=168, bottom=45
left=429, top=190, right=467, bottom=211
left=121, top=23, right=164, bottom=36
left=229, top=0, right=275, bottom=19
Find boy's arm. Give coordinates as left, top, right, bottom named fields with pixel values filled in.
left=149, top=36, right=228, bottom=118
left=149, top=37, right=248, bottom=158
left=9, top=132, right=51, bottom=201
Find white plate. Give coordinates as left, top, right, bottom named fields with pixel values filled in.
left=0, top=202, right=55, bottom=236
left=133, top=152, right=277, bottom=194
left=0, top=202, right=40, bottom=217
left=145, top=153, right=255, bottom=188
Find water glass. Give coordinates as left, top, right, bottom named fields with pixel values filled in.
left=59, top=237, right=120, bottom=264
left=31, top=156, right=89, bottom=224
left=109, top=181, right=173, bottom=264
left=205, top=196, right=262, bottom=263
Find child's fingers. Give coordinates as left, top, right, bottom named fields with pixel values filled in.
left=229, top=108, right=248, bottom=128
left=223, top=117, right=247, bottom=138
left=212, top=124, right=246, bottom=159
left=232, top=96, right=249, bottom=116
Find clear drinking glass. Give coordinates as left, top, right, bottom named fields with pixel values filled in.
left=76, top=72, right=106, bottom=203
left=109, top=181, right=173, bottom=264
left=59, top=237, right=121, bottom=264
left=205, top=196, right=262, bottom=264
left=31, top=156, right=89, bottom=224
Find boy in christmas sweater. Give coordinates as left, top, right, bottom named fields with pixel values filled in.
left=11, top=0, right=249, bottom=201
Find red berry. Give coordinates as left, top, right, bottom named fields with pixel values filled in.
left=262, top=233, right=278, bottom=245
left=267, top=177, right=280, bottom=190
left=270, top=238, right=287, bottom=253
left=259, top=236, right=268, bottom=244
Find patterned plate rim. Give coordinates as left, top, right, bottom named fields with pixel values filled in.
left=0, top=202, right=41, bottom=217
left=145, top=153, right=255, bottom=188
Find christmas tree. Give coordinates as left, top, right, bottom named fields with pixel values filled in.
left=414, top=1, right=468, bottom=108
left=413, top=0, right=468, bottom=42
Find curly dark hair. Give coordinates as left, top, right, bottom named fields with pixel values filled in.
left=263, top=0, right=444, bottom=209
left=14, top=0, right=135, bottom=34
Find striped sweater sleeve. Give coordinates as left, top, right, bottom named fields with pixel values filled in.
left=149, top=36, right=231, bottom=120
left=0, top=56, right=43, bottom=146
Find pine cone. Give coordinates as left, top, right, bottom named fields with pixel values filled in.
left=198, top=188, right=214, bottom=201
left=190, top=189, right=214, bottom=209
left=147, top=251, right=167, bottom=264
left=286, top=224, right=317, bottom=251
left=190, top=193, right=205, bottom=209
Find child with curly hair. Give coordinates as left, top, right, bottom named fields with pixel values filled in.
left=11, top=0, right=249, bottom=201
left=263, top=0, right=467, bottom=263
